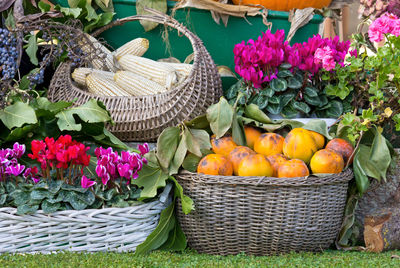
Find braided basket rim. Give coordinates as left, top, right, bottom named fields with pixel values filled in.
left=177, top=168, right=353, bottom=187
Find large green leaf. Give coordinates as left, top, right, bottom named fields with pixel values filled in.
left=353, top=147, right=370, bottom=195
left=287, top=77, right=302, bottom=89
left=190, top=129, right=211, bottom=151
left=184, top=128, right=202, bottom=157
left=244, top=104, right=272, bottom=124
left=133, top=165, right=168, bottom=200
left=55, top=100, right=111, bottom=131
left=184, top=114, right=209, bottom=129
left=0, top=102, right=38, bottom=129
left=301, top=119, right=333, bottom=139
left=158, top=220, right=187, bottom=251
left=157, top=127, right=180, bottom=170
left=232, top=113, right=246, bottom=146
left=292, top=101, right=311, bottom=114
left=206, top=97, right=234, bottom=139
left=169, top=176, right=194, bottom=215
left=135, top=201, right=177, bottom=254
left=26, top=35, right=38, bottom=65
left=5, top=124, right=36, bottom=142
left=271, top=78, right=288, bottom=92
left=136, top=0, right=167, bottom=32
left=169, top=137, right=187, bottom=175
left=181, top=153, right=201, bottom=173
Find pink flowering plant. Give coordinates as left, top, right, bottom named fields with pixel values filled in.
left=0, top=136, right=151, bottom=215
left=228, top=30, right=352, bottom=118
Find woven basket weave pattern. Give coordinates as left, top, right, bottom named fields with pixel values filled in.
left=48, top=14, right=222, bottom=142
left=0, top=200, right=167, bottom=253
left=176, top=169, right=353, bottom=255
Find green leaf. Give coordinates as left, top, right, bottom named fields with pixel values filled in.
left=0, top=102, right=38, bottom=129
left=281, top=104, right=299, bottom=118
left=169, top=176, right=194, bottom=215
left=94, top=0, right=114, bottom=12
left=84, top=1, right=98, bottom=21
left=133, top=165, right=168, bottom=200
left=157, top=127, right=180, bottom=170
left=184, top=114, right=209, bottom=129
left=302, top=119, right=333, bottom=139
left=48, top=180, right=64, bottom=194
left=206, top=97, right=234, bottom=139
left=190, top=129, right=211, bottom=151
left=368, top=129, right=391, bottom=181
left=287, top=77, right=302, bottom=89
left=262, top=88, right=274, bottom=98
left=31, top=189, right=53, bottom=200
left=68, top=0, right=81, bottom=7
left=69, top=194, right=88, bottom=210
left=271, top=78, right=287, bottom=92
left=56, top=6, right=82, bottom=18
left=279, top=93, right=295, bottom=109
left=305, top=87, right=318, bottom=97
left=279, top=63, right=292, bottom=69
left=159, top=220, right=187, bottom=251
left=266, top=104, right=281, bottom=115
left=10, top=190, right=30, bottom=206
left=135, top=201, right=176, bottom=254
left=26, top=35, right=38, bottom=65
left=55, top=99, right=111, bottom=131
left=292, top=101, right=311, bottom=114
left=0, top=194, right=6, bottom=205
left=353, top=149, right=370, bottom=195
left=256, top=95, right=269, bottom=110
left=184, top=128, right=202, bottom=157
left=244, top=104, right=272, bottom=124
left=42, top=199, right=61, bottom=214
left=182, top=153, right=201, bottom=173
left=77, top=190, right=96, bottom=205
left=169, top=137, right=187, bottom=175
left=304, top=95, right=321, bottom=107
left=136, top=0, right=167, bottom=32
left=323, top=100, right=343, bottom=118
left=38, top=1, right=51, bottom=12
left=5, top=124, right=36, bottom=142
left=269, top=96, right=279, bottom=105
left=61, top=184, right=87, bottom=193
left=17, top=204, right=39, bottom=215
left=277, top=70, right=293, bottom=78
left=232, top=113, right=246, bottom=146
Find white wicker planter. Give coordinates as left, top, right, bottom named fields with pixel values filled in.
left=0, top=187, right=171, bottom=253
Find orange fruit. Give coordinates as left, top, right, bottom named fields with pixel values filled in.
left=266, top=153, right=289, bottom=177
left=228, top=146, right=256, bottom=175
left=325, top=138, right=355, bottom=165
left=211, top=135, right=237, bottom=157
left=244, top=126, right=262, bottom=149
left=309, top=131, right=325, bottom=149
left=197, top=154, right=233, bottom=176
left=254, top=133, right=285, bottom=157
left=310, top=149, right=344, bottom=174
left=277, top=159, right=310, bottom=178
left=237, top=154, right=273, bottom=177
left=282, top=128, right=319, bottom=163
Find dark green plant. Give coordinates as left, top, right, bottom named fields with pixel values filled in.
left=226, top=65, right=352, bottom=119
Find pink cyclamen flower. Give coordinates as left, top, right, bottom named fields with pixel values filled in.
left=5, top=164, right=25, bottom=176
left=314, top=46, right=336, bottom=71
left=12, top=142, right=25, bottom=159
left=81, top=175, right=97, bottom=189
left=138, top=143, right=149, bottom=156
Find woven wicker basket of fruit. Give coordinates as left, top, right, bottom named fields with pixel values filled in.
left=48, top=10, right=222, bottom=142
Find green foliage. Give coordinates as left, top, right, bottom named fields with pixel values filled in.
left=226, top=67, right=349, bottom=119
left=136, top=0, right=167, bottom=32
left=0, top=97, right=127, bottom=150
left=2, top=178, right=142, bottom=215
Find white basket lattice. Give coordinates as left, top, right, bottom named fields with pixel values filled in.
left=0, top=186, right=171, bottom=253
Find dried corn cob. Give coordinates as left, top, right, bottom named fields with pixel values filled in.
left=86, top=72, right=130, bottom=96
left=163, top=63, right=192, bottom=81
left=118, top=55, right=177, bottom=89
left=79, top=34, right=116, bottom=72
left=113, top=38, right=149, bottom=60
left=72, top=68, right=114, bottom=86
left=114, top=71, right=167, bottom=96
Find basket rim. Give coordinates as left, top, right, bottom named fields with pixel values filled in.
left=176, top=168, right=353, bottom=187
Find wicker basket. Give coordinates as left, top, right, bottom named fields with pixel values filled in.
left=175, top=169, right=353, bottom=256
left=0, top=190, right=171, bottom=253
left=48, top=12, right=222, bottom=142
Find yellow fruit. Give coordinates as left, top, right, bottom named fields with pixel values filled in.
left=310, top=149, right=344, bottom=174
left=309, top=130, right=325, bottom=149
left=326, top=138, right=355, bottom=165
left=266, top=153, right=289, bottom=177
left=282, top=128, right=318, bottom=163
left=228, top=146, right=256, bottom=175
left=211, top=135, right=237, bottom=157
left=254, top=133, right=285, bottom=156
left=197, top=154, right=233, bottom=176
left=237, top=154, right=273, bottom=177
left=244, top=126, right=262, bottom=149
left=277, top=159, right=310, bottom=178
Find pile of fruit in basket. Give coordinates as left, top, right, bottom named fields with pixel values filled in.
left=71, top=36, right=193, bottom=96
left=197, top=126, right=354, bottom=177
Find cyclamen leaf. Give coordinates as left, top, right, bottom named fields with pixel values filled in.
left=287, top=77, right=303, bottom=89
left=42, top=200, right=61, bottom=214
left=0, top=102, right=38, bottom=129
left=271, top=78, right=288, bottom=92
left=206, top=97, right=234, bottom=139
left=17, top=204, right=39, bottom=215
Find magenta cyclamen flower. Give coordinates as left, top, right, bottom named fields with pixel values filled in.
left=0, top=142, right=27, bottom=181
left=5, top=163, right=25, bottom=176
left=81, top=175, right=97, bottom=189
left=314, top=46, right=336, bottom=71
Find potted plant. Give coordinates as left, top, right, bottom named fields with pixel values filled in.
left=225, top=29, right=353, bottom=122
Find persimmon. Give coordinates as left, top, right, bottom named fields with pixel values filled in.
left=277, top=159, right=310, bottom=178
left=211, top=135, right=237, bottom=157
left=254, top=133, right=285, bottom=156
left=310, top=149, right=344, bottom=174
left=229, top=146, right=256, bottom=175
left=197, top=154, right=233, bottom=176
left=237, top=154, right=273, bottom=177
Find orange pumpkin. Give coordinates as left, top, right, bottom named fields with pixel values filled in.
left=197, top=154, right=233, bottom=176
left=231, top=0, right=332, bottom=12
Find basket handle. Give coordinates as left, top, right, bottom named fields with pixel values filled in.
left=92, top=7, right=195, bottom=42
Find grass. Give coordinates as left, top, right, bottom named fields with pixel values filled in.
left=1, top=250, right=400, bottom=268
